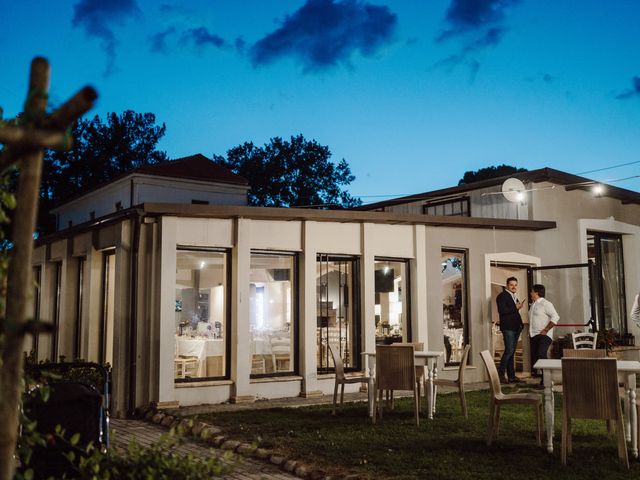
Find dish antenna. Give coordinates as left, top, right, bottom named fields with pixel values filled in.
left=501, top=178, right=526, bottom=203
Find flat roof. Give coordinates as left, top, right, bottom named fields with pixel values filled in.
left=37, top=203, right=556, bottom=245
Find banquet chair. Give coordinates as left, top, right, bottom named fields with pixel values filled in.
left=560, top=358, right=628, bottom=468
left=480, top=350, right=543, bottom=446
left=251, top=354, right=267, bottom=374
left=433, top=344, right=471, bottom=418
left=328, top=345, right=373, bottom=416
left=374, top=344, right=420, bottom=426
left=174, top=356, right=199, bottom=378
left=386, top=342, right=424, bottom=410
left=562, top=348, right=606, bottom=358
left=271, top=336, right=291, bottom=371
left=571, top=331, right=598, bottom=349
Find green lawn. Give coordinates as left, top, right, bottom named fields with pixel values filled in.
left=192, top=387, right=639, bottom=479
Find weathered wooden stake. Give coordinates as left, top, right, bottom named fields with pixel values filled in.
left=0, top=57, right=97, bottom=480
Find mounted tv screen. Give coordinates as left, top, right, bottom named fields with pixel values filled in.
left=375, top=268, right=394, bottom=293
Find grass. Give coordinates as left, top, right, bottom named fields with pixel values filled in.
left=194, top=387, right=639, bottom=480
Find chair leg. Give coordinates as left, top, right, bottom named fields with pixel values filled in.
left=378, top=389, right=384, bottom=420
left=459, top=387, right=468, bottom=419
left=414, top=385, right=420, bottom=427
left=332, top=381, right=339, bottom=416
left=561, top=414, right=568, bottom=466
left=433, top=385, right=438, bottom=412
left=340, top=384, right=345, bottom=405
left=566, top=414, right=572, bottom=455
left=416, top=380, right=421, bottom=411
left=486, top=400, right=495, bottom=446
left=534, top=403, right=542, bottom=447
left=493, top=405, right=501, bottom=441
left=616, top=417, right=629, bottom=469
left=390, top=390, right=395, bottom=410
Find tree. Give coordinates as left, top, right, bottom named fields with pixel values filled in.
left=458, top=164, right=528, bottom=186
left=39, top=110, right=168, bottom=233
left=213, top=135, right=361, bottom=208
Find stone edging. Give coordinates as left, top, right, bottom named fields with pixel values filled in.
left=134, top=405, right=365, bottom=480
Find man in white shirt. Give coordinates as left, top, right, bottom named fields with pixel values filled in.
left=631, top=292, right=640, bottom=328
left=529, top=284, right=559, bottom=382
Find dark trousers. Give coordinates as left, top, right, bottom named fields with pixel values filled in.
left=530, top=334, right=553, bottom=375
left=498, top=329, right=520, bottom=380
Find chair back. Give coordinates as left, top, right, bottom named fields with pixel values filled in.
left=375, top=344, right=415, bottom=391
left=562, top=348, right=606, bottom=358
left=457, top=344, right=472, bottom=383
left=480, top=350, right=502, bottom=396
left=571, top=331, right=597, bottom=349
left=562, top=358, right=619, bottom=420
left=328, top=344, right=345, bottom=381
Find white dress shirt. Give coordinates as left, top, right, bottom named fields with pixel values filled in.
left=529, top=297, right=559, bottom=338
left=631, top=293, right=640, bottom=328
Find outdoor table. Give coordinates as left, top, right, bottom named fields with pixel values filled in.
left=534, top=358, right=640, bottom=457
left=361, top=350, right=443, bottom=419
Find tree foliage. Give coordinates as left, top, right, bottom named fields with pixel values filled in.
left=40, top=110, right=167, bottom=232
left=458, top=164, right=528, bottom=186
left=213, top=134, right=361, bottom=208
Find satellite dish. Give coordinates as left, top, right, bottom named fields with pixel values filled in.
left=501, top=178, right=526, bottom=203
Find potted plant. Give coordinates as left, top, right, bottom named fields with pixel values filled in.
left=596, top=328, right=618, bottom=357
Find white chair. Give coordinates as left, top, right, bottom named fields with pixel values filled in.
left=571, top=331, right=597, bottom=349
left=174, top=356, right=199, bottom=378
left=328, top=345, right=373, bottom=417
left=271, top=336, right=292, bottom=372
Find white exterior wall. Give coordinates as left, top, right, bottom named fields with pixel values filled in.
left=53, top=174, right=249, bottom=230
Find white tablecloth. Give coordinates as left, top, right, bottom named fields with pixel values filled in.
left=176, top=337, right=224, bottom=376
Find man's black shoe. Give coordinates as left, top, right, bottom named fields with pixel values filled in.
left=508, top=377, right=520, bottom=384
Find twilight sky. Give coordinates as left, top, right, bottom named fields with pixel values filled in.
left=2, top=0, right=640, bottom=201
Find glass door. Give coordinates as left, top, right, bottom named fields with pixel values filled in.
left=527, top=261, right=597, bottom=331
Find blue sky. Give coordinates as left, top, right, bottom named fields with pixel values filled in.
left=2, top=0, right=639, bottom=201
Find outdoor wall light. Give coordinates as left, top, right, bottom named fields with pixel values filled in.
left=592, top=184, right=604, bottom=196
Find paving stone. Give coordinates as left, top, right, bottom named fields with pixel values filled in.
left=110, top=419, right=297, bottom=479
left=237, top=443, right=257, bottom=456
left=191, top=421, right=208, bottom=436
left=294, top=464, right=310, bottom=478
left=160, top=415, right=175, bottom=426
left=309, top=470, right=326, bottom=480
left=269, top=454, right=286, bottom=466
left=221, top=440, right=242, bottom=451
left=213, top=435, right=228, bottom=446
left=151, top=413, right=164, bottom=424
left=254, top=448, right=271, bottom=460
left=283, top=460, right=298, bottom=472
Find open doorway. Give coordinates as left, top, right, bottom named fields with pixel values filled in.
left=490, top=263, right=531, bottom=376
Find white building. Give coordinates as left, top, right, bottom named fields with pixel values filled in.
left=51, top=154, right=249, bottom=231
left=27, top=167, right=640, bottom=417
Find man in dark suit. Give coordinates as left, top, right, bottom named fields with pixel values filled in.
left=496, top=277, right=524, bottom=384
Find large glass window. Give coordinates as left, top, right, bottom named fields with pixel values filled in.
left=316, top=255, right=360, bottom=373
left=587, top=232, right=627, bottom=334
left=249, top=252, right=296, bottom=376
left=423, top=197, right=470, bottom=217
left=441, top=249, right=469, bottom=366
left=174, top=249, right=229, bottom=381
left=374, top=258, right=411, bottom=344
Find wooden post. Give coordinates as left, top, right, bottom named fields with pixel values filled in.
left=0, top=57, right=97, bottom=480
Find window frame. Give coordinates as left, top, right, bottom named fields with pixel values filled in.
left=316, top=254, right=362, bottom=374
left=373, top=256, right=412, bottom=343
left=248, top=250, right=299, bottom=379
left=174, top=246, right=232, bottom=383
left=423, top=196, right=470, bottom=217
left=441, top=248, right=470, bottom=367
